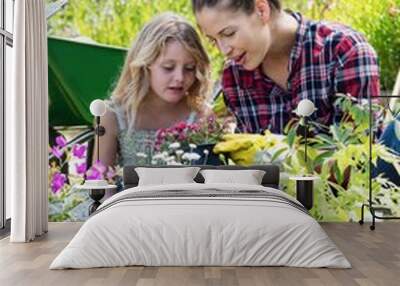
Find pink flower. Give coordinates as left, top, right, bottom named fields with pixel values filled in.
left=157, top=130, right=165, bottom=137
left=175, top=121, right=187, bottom=131
left=51, top=172, right=66, bottom=193
left=75, top=162, right=87, bottom=174
left=55, top=135, right=67, bottom=148
left=188, top=123, right=200, bottom=131
left=72, top=144, right=86, bottom=159
left=51, top=146, right=63, bottom=159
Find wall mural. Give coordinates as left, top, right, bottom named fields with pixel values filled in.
left=47, top=0, right=400, bottom=222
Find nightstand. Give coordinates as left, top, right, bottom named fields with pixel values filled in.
left=289, top=176, right=319, bottom=210
left=75, top=183, right=117, bottom=215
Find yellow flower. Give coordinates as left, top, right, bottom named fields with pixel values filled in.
left=214, top=133, right=270, bottom=165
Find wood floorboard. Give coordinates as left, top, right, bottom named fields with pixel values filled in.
left=0, top=222, right=399, bottom=286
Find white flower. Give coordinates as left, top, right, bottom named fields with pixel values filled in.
left=189, top=143, right=197, bottom=150
left=169, top=142, right=181, bottom=149
left=166, top=156, right=177, bottom=162
left=182, top=152, right=201, bottom=161
left=175, top=149, right=184, bottom=156
left=136, top=152, right=147, bottom=158
left=152, top=152, right=167, bottom=160
left=203, top=149, right=209, bottom=155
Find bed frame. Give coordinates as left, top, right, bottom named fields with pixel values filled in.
left=123, top=164, right=280, bottom=190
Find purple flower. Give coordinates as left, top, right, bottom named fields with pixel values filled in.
left=55, top=135, right=67, bottom=148
left=85, top=160, right=107, bottom=180
left=75, top=162, right=87, bottom=174
left=72, top=144, right=87, bottom=159
left=51, top=146, right=63, bottom=159
left=106, top=167, right=116, bottom=180
left=86, top=167, right=103, bottom=180
left=51, top=172, right=66, bottom=193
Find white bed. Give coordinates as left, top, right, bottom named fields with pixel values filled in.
left=50, top=183, right=351, bottom=269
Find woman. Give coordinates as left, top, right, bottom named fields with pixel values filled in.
left=192, top=0, right=380, bottom=134
left=93, top=12, right=211, bottom=167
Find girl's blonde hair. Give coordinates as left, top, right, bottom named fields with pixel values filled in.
left=111, top=12, right=211, bottom=131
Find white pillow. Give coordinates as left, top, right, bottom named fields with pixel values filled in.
left=200, top=169, right=266, bottom=185
left=135, top=167, right=200, bottom=186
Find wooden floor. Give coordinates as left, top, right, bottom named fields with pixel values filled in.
left=0, top=222, right=399, bottom=286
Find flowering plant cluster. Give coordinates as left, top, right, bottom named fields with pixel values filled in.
left=150, top=142, right=207, bottom=165
left=150, top=115, right=231, bottom=165
left=154, top=115, right=230, bottom=152
left=49, top=134, right=121, bottom=221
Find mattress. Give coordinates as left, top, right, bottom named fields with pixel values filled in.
left=50, top=183, right=351, bottom=269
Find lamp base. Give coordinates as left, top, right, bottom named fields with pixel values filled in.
left=296, top=180, right=313, bottom=210
left=88, top=189, right=105, bottom=215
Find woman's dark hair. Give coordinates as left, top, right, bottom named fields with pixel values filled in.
left=191, top=0, right=281, bottom=14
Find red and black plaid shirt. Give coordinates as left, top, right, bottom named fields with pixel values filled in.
left=222, top=12, right=380, bottom=134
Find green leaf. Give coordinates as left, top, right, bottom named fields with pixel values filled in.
left=332, top=162, right=344, bottom=185
left=313, top=150, right=335, bottom=168
left=270, top=147, right=288, bottom=162
left=287, top=128, right=297, bottom=148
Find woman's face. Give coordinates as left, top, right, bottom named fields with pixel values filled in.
left=195, top=5, right=271, bottom=70
left=148, top=40, right=197, bottom=104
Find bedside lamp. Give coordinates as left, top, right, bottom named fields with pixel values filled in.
left=290, top=99, right=318, bottom=210
left=89, top=99, right=107, bottom=162
left=83, top=99, right=110, bottom=215
left=295, top=99, right=317, bottom=164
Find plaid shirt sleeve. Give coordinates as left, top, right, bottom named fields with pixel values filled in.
left=333, top=37, right=380, bottom=123
left=334, top=38, right=380, bottom=98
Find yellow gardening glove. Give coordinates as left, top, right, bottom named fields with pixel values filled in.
left=213, top=133, right=270, bottom=166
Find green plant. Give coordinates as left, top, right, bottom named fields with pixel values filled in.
left=253, top=94, right=400, bottom=221
left=46, top=0, right=225, bottom=80
left=47, top=0, right=400, bottom=89
left=306, top=0, right=400, bottom=91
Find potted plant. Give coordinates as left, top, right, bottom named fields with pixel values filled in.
left=153, top=115, right=230, bottom=165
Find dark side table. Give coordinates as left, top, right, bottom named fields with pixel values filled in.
left=75, top=184, right=117, bottom=215
left=289, top=176, right=319, bottom=210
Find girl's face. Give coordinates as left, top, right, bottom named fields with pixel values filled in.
left=195, top=5, right=271, bottom=71
left=148, top=40, right=197, bottom=104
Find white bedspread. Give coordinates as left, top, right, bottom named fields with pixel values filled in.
left=50, top=183, right=351, bottom=269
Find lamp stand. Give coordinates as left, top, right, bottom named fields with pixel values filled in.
left=95, top=116, right=106, bottom=162
left=304, top=117, right=308, bottom=164
left=359, top=95, right=400, bottom=230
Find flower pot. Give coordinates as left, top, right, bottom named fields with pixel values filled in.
left=192, top=143, right=222, bottom=165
